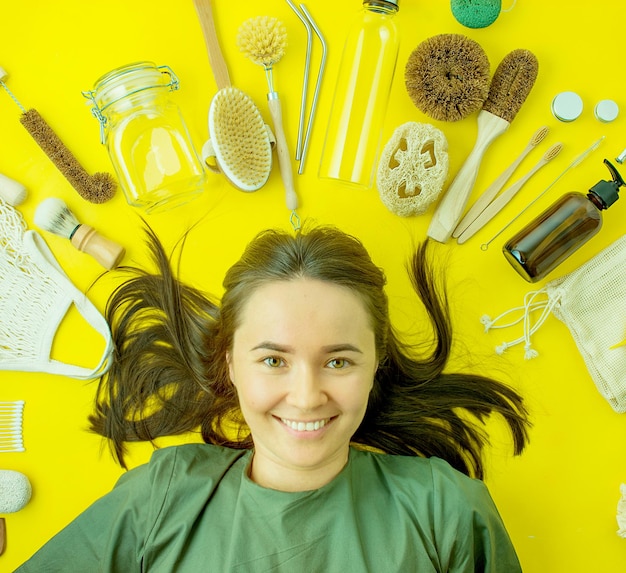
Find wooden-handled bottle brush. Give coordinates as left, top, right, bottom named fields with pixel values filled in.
left=0, top=66, right=116, bottom=203
left=238, top=16, right=300, bottom=230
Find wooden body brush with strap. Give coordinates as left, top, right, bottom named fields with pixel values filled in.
left=427, top=49, right=538, bottom=243
left=193, top=0, right=273, bottom=192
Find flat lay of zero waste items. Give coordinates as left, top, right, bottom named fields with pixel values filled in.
left=0, top=0, right=624, bottom=558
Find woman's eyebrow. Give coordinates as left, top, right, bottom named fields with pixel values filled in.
left=321, top=344, right=363, bottom=354
left=249, top=342, right=363, bottom=354
left=250, top=341, right=293, bottom=353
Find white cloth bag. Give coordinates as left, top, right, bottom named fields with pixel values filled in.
left=482, top=234, right=626, bottom=413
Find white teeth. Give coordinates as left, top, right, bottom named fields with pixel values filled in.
left=281, top=418, right=328, bottom=432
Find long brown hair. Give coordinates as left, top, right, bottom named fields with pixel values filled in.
left=90, top=224, right=529, bottom=477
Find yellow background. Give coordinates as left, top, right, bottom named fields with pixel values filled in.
left=1, top=0, right=625, bottom=571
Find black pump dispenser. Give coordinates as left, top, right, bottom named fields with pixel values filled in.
left=503, top=159, right=625, bottom=282
left=588, top=159, right=624, bottom=209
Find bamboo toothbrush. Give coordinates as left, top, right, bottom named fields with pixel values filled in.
left=457, top=142, right=563, bottom=244
left=427, top=49, right=539, bottom=243
left=34, top=197, right=125, bottom=270
left=453, top=125, right=549, bottom=238
left=0, top=67, right=116, bottom=204
left=238, top=16, right=299, bottom=215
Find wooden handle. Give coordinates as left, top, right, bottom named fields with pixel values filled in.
left=268, top=97, right=298, bottom=211
left=427, top=110, right=510, bottom=243
left=0, top=517, right=5, bottom=556
left=71, top=225, right=126, bottom=270
left=193, top=0, right=231, bottom=90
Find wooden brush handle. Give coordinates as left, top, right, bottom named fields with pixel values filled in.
left=268, top=97, right=298, bottom=211
left=193, top=0, right=231, bottom=90
left=427, top=110, right=509, bottom=243
left=0, top=517, right=5, bottom=556
left=71, top=225, right=126, bottom=270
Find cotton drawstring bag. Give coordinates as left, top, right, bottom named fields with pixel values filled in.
left=0, top=200, right=113, bottom=379
left=482, top=234, right=626, bottom=413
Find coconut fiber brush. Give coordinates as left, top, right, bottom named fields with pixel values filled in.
left=0, top=66, right=116, bottom=204
left=427, top=49, right=538, bottom=243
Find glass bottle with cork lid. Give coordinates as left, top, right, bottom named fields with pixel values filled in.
left=83, top=61, right=206, bottom=213
left=503, top=159, right=624, bottom=282
left=319, top=0, right=400, bottom=189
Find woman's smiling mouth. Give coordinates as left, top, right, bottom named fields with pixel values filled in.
left=279, top=417, right=334, bottom=432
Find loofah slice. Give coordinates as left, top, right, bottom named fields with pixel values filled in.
left=377, top=122, right=449, bottom=217
left=208, top=87, right=272, bottom=192
left=405, top=34, right=490, bottom=122
left=0, top=470, right=31, bottom=513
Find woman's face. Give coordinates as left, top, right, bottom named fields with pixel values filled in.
left=227, top=278, right=378, bottom=491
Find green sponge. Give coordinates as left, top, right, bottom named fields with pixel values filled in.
left=451, top=0, right=501, bottom=28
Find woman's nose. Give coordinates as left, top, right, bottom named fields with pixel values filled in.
left=284, top=367, right=328, bottom=411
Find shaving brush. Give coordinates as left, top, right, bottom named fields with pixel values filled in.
left=34, top=197, right=125, bottom=270
left=238, top=16, right=298, bottom=212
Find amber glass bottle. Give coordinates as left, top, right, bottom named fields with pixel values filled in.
left=504, top=159, right=624, bottom=282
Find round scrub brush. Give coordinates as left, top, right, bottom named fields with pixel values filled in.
left=34, top=197, right=125, bottom=270
left=427, top=48, right=539, bottom=243
left=238, top=16, right=299, bottom=213
left=0, top=469, right=32, bottom=555
left=405, top=34, right=491, bottom=122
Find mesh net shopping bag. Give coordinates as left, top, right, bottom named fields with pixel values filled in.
left=482, top=234, right=626, bottom=412
left=0, top=200, right=112, bottom=379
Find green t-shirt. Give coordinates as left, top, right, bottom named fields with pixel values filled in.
left=16, top=444, right=521, bottom=572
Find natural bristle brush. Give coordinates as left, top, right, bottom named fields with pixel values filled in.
left=193, top=0, right=273, bottom=193
left=0, top=67, right=116, bottom=204
left=238, top=16, right=299, bottom=221
left=34, top=197, right=125, bottom=270
left=427, top=49, right=539, bottom=243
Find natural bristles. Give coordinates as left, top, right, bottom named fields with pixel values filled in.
left=20, top=109, right=117, bottom=203
left=209, top=87, right=272, bottom=191
left=405, top=34, right=490, bottom=122
left=482, top=49, right=539, bottom=123
left=34, top=197, right=80, bottom=239
left=237, top=16, right=287, bottom=67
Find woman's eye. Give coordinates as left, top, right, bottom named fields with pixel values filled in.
left=263, top=356, right=284, bottom=368
left=327, top=358, right=349, bottom=369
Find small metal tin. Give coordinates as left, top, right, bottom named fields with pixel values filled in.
left=551, top=91, right=583, bottom=122
left=594, top=99, right=619, bottom=123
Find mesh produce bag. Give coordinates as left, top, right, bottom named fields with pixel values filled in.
left=0, top=200, right=112, bottom=379
left=482, top=234, right=626, bottom=412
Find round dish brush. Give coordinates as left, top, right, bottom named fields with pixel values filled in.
left=193, top=0, right=273, bottom=192
left=427, top=49, right=539, bottom=243
left=238, top=16, right=299, bottom=214
left=405, top=34, right=491, bottom=122
left=0, top=67, right=116, bottom=204
left=0, top=469, right=32, bottom=555
left=34, top=197, right=125, bottom=270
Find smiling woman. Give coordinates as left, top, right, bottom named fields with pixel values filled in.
left=15, top=224, right=530, bottom=572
